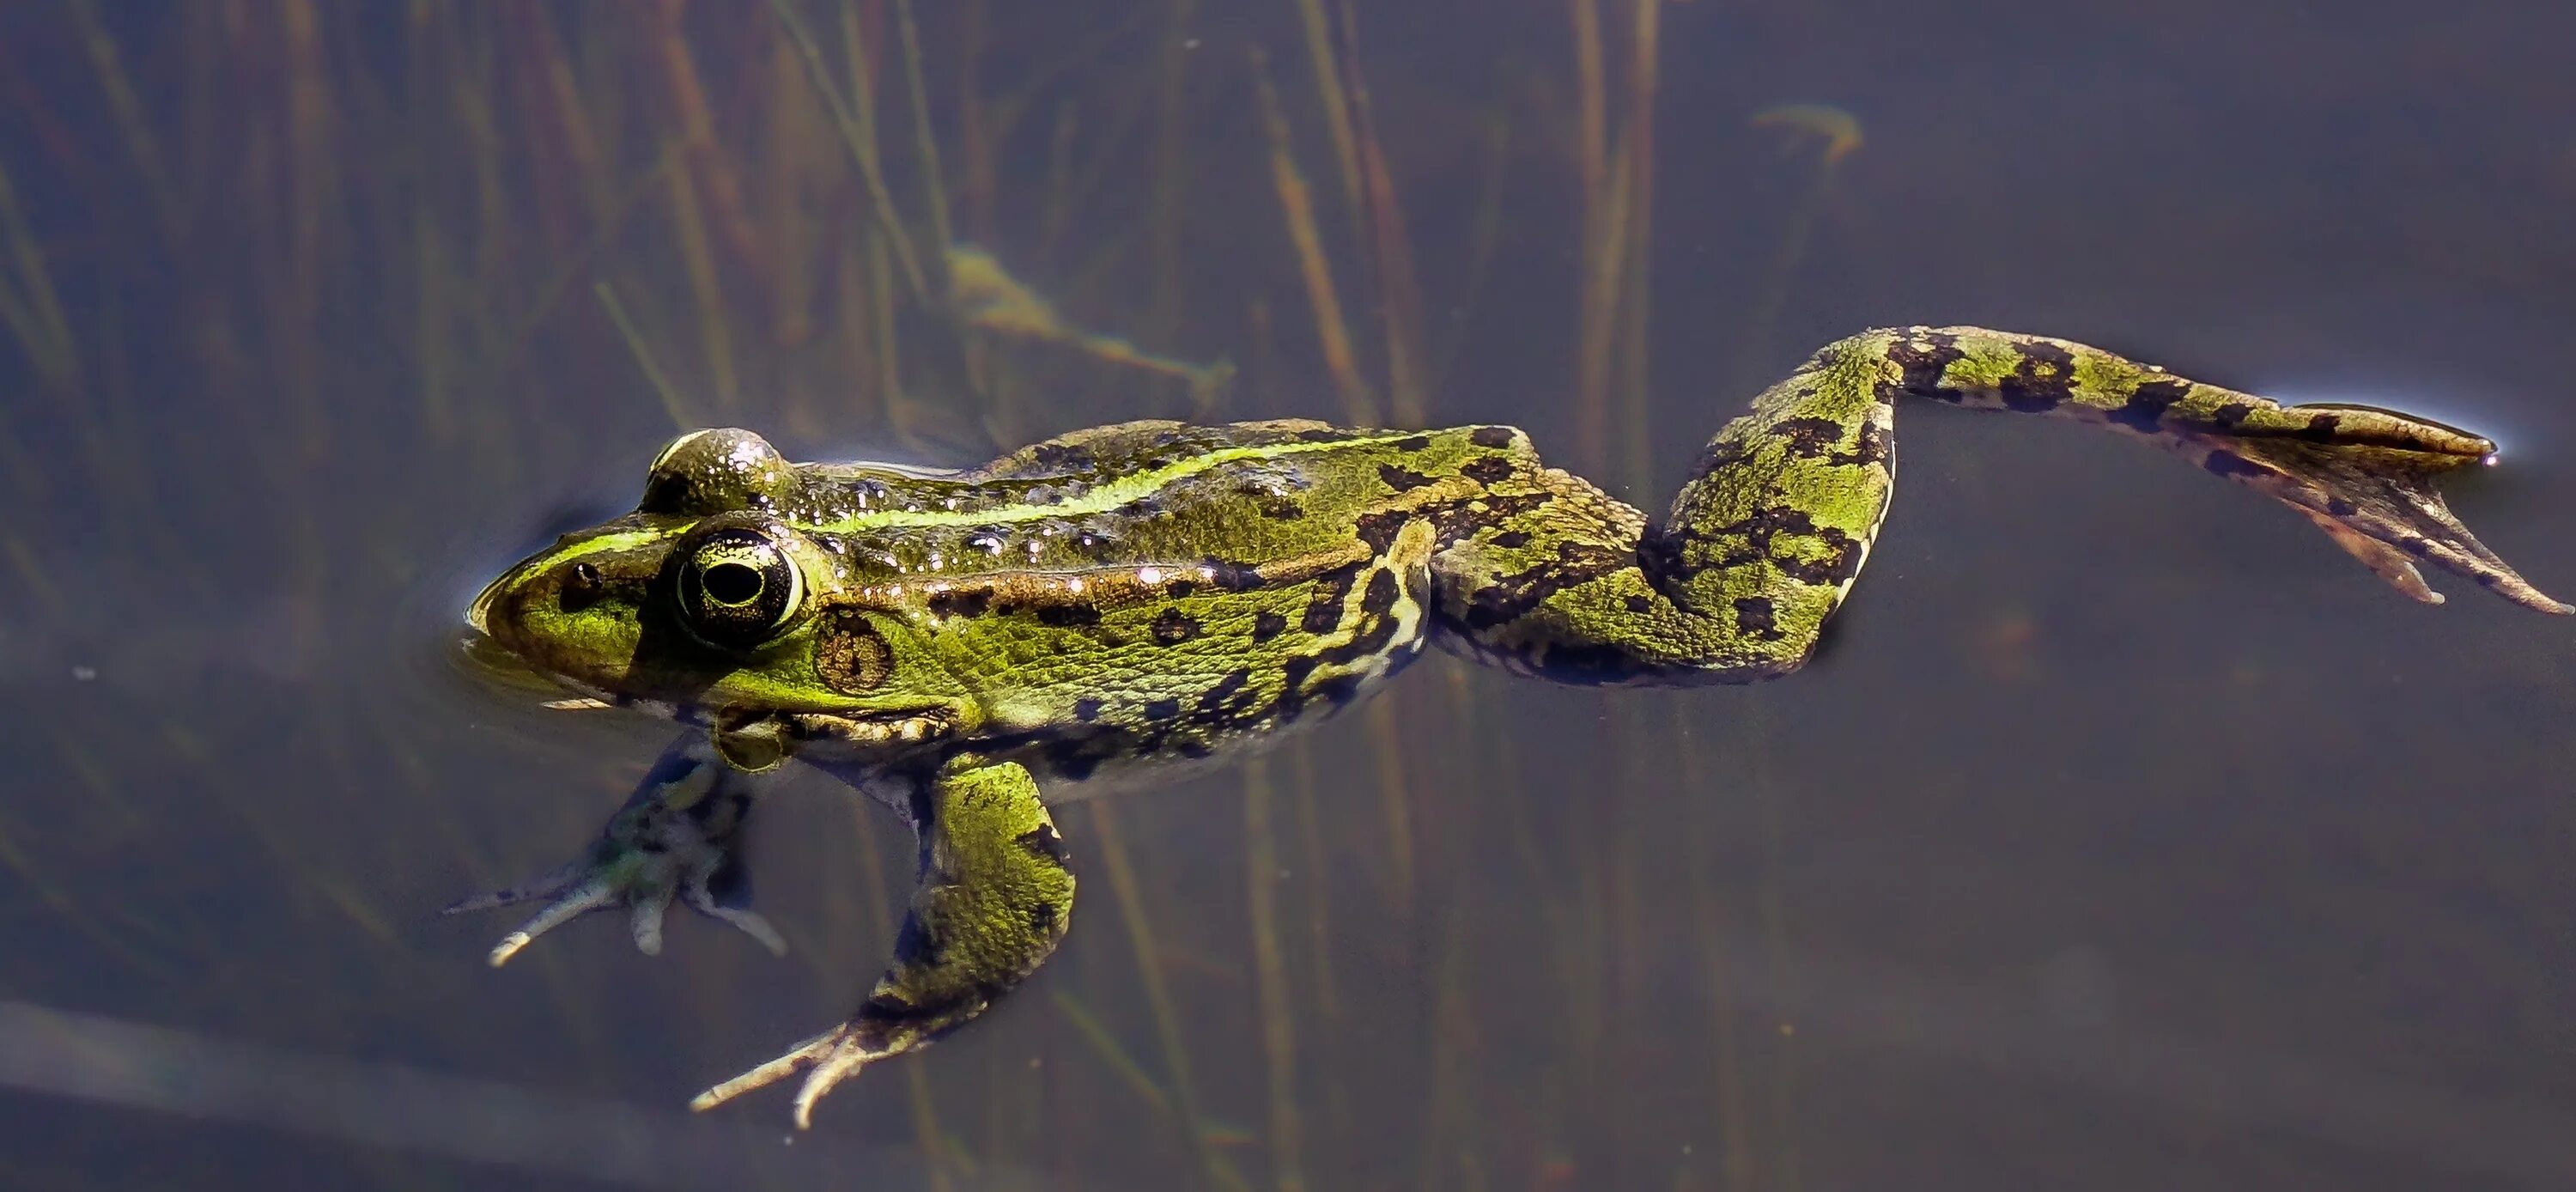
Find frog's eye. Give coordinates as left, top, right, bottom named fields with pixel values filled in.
left=641, top=429, right=793, bottom=515
left=675, top=528, right=804, bottom=648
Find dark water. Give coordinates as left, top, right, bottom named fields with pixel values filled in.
left=3, top=2, right=2572, bottom=1189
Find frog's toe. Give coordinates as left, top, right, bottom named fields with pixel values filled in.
left=2200, top=404, right=2571, bottom=613
left=443, top=866, right=633, bottom=966
left=689, top=1020, right=896, bottom=1129
left=445, top=834, right=784, bottom=964
left=679, top=878, right=787, bottom=956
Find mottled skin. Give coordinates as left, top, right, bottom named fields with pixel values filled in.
left=457, top=326, right=2567, bottom=1127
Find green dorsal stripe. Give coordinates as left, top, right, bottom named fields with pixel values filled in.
left=799, top=436, right=1391, bottom=534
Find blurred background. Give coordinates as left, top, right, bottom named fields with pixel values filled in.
left=1, top=2, right=2572, bottom=1188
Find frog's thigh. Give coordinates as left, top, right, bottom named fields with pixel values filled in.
left=1437, top=368, right=1892, bottom=681
left=1649, top=357, right=1898, bottom=671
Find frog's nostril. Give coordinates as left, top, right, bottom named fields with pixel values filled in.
left=559, top=562, right=607, bottom=612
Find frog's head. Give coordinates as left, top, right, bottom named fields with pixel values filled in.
left=469, top=429, right=971, bottom=727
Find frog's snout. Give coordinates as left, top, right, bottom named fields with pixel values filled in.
left=465, top=569, right=508, bottom=637
left=465, top=556, right=551, bottom=654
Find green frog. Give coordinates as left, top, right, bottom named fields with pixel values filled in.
left=456, top=326, right=2567, bottom=1127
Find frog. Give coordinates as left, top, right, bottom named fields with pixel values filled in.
left=455, top=325, right=2568, bottom=1128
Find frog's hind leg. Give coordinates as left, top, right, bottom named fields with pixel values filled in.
left=1431, top=325, right=2565, bottom=686
left=690, top=754, right=1073, bottom=1128
left=1636, top=326, right=2573, bottom=660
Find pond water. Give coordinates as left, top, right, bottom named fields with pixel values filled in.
left=2, top=2, right=2570, bottom=1189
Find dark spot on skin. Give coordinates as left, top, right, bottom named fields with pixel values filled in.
left=1028, top=903, right=1059, bottom=934
left=1471, top=426, right=1518, bottom=448
left=1834, top=420, right=1892, bottom=468
left=2201, top=449, right=2270, bottom=480
left=1883, top=330, right=1965, bottom=403
left=1352, top=509, right=1412, bottom=552
left=2294, top=413, right=2343, bottom=442
left=1276, top=654, right=1319, bottom=708
left=2325, top=497, right=2359, bottom=518
left=1775, top=417, right=1847, bottom=457
left=2398, top=537, right=2433, bottom=557
left=927, top=587, right=992, bottom=620
left=1036, top=604, right=1101, bottom=628
left=1491, top=530, right=1531, bottom=549
left=1528, top=640, right=1649, bottom=685
left=1358, top=569, right=1401, bottom=618
left=1309, top=576, right=1412, bottom=667
left=1151, top=607, right=1203, bottom=645
left=1456, top=539, right=1633, bottom=631
left=2209, top=400, right=2254, bottom=429
left=1303, top=562, right=1368, bottom=634
left=1665, top=502, right=1862, bottom=587
left=1260, top=497, right=1307, bottom=520
left=1166, top=580, right=1196, bottom=599
left=1733, top=596, right=1783, bottom=640
left=1378, top=463, right=1435, bottom=491
left=1016, top=823, right=1071, bottom=867
left=1201, top=560, right=1265, bottom=592
left=1625, top=594, right=1656, bottom=614
left=1173, top=738, right=1215, bottom=759
left=892, top=917, right=945, bottom=968
left=1197, top=668, right=1255, bottom=713
left=1303, top=582, right=1349, bottom=634
left=1251, top=610, right=1290, bottom=642
left=1046, top=739, right=1103, bottom=782
left=1391, top=435, right=1432, bottom=452
left=1143, top=696, right=1182, bottom=721
left=1998, top=340, right=2076, bottom=412
left=1297, top=428, right=1344, bottom=442
left=1306, top=672, right=1367, bottom=709
left=1028, top=441, right=1097, bottom=472
left=1459, top=456, right=1516, bottom=485
left=2109, top=377, right=2192, bottom=432
left=1073, top=697, right=1103, bottom=721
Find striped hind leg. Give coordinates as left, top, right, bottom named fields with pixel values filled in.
left=1432, top=325, right=2566, bottom=687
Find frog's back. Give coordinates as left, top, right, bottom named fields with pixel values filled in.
left=791, top=420, right=1519, bottom=579
left=789, top=420, right=1526, bottom=788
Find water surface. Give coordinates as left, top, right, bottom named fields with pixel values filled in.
left=2, top=2, right=2571, bottom=1188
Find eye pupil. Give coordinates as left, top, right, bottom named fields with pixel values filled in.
left=674, top=526, right=805, bottom=649
left=702, top=562, right=762, bottom=605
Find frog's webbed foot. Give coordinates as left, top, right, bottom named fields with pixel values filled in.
left=2186, top=402, right=2571, bottom=613
left=443, top=734, right=787, bottom=964
left=691, top=756, right=1072, bottom=1128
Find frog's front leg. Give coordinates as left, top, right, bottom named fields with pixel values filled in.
left=444, top=730, right=787, bottom=964
left=690, top=753, right=1073, bottom=1128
